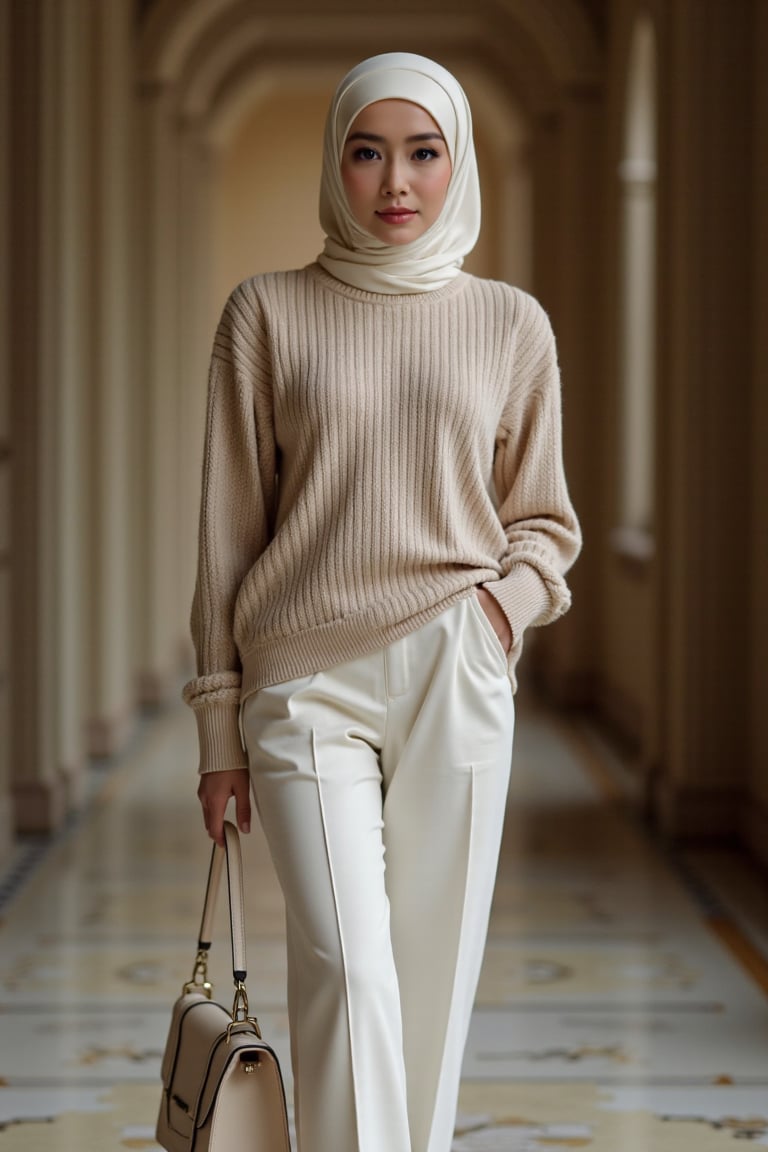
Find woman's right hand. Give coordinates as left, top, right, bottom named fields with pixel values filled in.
left=197, top=768, right=251, bottom=848
left=475, top=585, right=513, bottom=653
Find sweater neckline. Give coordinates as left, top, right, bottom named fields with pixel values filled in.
left=304, top=261, right=471, bottom=306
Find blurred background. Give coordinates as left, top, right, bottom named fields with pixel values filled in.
left=1, top=0, right=766, bottom=877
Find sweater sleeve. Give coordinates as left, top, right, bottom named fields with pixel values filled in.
left=182, top=283, right=276, bottom=773
left=484, top=293, right=582, bottom=646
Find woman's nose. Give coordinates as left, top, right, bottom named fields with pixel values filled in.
left=382, top=160, right=409, bottom=197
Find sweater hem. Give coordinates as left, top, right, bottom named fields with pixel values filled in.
left=239, top=587, right=479, bottom=699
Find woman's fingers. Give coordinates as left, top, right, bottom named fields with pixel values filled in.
left=475, top=586, right=513, bottom=653
left=197, top=769, right=251, bottom=846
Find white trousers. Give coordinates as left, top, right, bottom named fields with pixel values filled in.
left=241, top=594, right=515, bottom=1152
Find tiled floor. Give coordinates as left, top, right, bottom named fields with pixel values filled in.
left=1, top=696, right=768, bottom=1149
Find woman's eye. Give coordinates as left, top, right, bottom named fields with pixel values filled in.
left=353, top=147, right=379, bottom=161
left=414, top=148, right=439, bottom=161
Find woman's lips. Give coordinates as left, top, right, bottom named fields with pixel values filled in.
left=376, top=208, right=417, bottom=224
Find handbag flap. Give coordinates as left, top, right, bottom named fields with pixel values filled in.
left=163, top=996, right=276, bottom=1128
left=196, top=1028, right=280, bottom=1124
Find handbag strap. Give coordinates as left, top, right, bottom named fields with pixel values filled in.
left=186, top=821, right=251, bottom=1019
left=198, top=821, right=247, bottom=981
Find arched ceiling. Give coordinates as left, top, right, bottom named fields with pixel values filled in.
left=138, top=0, right=602, bottom=124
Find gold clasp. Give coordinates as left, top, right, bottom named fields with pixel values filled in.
left=225, top=980, right=262, bottom=1043
left=183, top=948, right=213, bottom=997
left=232, top=980, right=249, bottom=1021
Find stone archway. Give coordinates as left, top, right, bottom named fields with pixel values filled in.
left=138, top=0, right=599, bottom=105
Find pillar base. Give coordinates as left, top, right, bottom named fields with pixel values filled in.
left=743, top=798, right=768, bottom=871
left=655, top=778, right=742, bottom=842
left=86, top=706, right=134, bottom=760
left=13, top=776, right=69, bottom=834
left=0, top=796, right=15, bottom=872
left=136, top=663, right=178, bottom=709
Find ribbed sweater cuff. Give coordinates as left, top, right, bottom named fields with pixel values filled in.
left=194, top=701, right=248, bottom=774
left=485, top=563, right=550, bottom=644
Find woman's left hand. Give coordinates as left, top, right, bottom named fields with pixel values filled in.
left=475, top=586, right=513, bottom=654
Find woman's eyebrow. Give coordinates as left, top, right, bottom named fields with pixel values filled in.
left=346, top=131, right=444, bottom=143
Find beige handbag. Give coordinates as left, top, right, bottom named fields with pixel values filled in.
left=156, top=821, right=291, bottom=1152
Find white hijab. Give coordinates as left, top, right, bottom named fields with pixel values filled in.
left=317, top=52, right=481, bottom=294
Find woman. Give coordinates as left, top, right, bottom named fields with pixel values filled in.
left=185, top=51, right=581, bottom=1152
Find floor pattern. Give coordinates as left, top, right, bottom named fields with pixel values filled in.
left=1, top=697, right=767, bottom=1149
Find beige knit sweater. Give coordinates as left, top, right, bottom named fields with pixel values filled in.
left=184, top=263, right=581, bottom=773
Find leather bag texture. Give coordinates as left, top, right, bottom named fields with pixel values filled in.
left=156, top=822, right=291, bottom=1151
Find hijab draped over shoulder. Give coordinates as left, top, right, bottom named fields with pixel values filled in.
left=317, top=52, right=481, bottom=294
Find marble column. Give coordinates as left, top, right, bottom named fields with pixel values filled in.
left=8, top=0, right=91, bottom=831
left=747, top=0, right=768, bottom=866
left=134, top=86, right=185, bottom=707
left=591, top=6, right=660, bottom=773
left=0, top=0, right=12, bottom=862
left=177, top=122, right=216, bottom=675
left=654, top=0, right=752, bottom=838
left=529, top=88, right=602, bottom=708
left=85, top=0, right=137, bottom=757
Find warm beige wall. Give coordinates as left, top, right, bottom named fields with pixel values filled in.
left=465, top=127, right=499, bottom=281
left=211, top=86, right=331, bottom=312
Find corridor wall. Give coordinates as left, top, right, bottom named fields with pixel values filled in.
left=593, top=0, right=768, bottom=866
left=0, top=0, right=10, bottom=863
left=3, top=0, right=139, bottom=849
left=6, top=0, right=93, bottom=839
left=749, top=0, right=768, bottom=861
left=3, top=0, right=768, bottom=879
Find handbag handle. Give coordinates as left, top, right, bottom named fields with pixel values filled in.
left=185, top=821, right=254, bottom=1024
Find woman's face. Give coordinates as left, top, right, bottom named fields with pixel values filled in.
left=341, top=99, right=452, bottom=245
